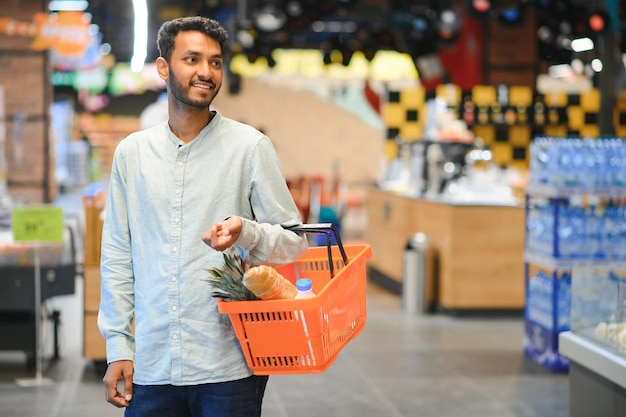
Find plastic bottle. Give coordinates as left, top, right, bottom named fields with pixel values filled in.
left=295, top=278, right=316, bottom=299
left=293, top=278, right=316, bottom=367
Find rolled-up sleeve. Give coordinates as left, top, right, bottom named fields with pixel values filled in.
left=235, top=137, right=308, bottom=265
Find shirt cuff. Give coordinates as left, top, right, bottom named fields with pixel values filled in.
left=105, top=335, right=135, bottom=364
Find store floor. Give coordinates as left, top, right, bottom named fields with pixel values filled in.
left=0, top=191, right=570, bottom=417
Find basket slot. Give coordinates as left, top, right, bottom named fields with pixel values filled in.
left=241, top=311, right=295, bottom=323
left=284, top=223, right=348, bottom=278
left=254, top=356, right=306, bottom=370
left=320, top=255, right=368, bottom=359
left=297, top=259, right=347, bottom=276
left=252, top=354, right=315, bottom=369
left=299, top=260, right=326, bottom=274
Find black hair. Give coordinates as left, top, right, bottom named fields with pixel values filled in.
left=157, top=16, right=229, bottom=62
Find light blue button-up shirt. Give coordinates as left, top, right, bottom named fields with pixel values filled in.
left=98, top=112, right=308, bottom=385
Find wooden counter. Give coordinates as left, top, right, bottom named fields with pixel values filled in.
left=365, top=187, right=525, bottom=310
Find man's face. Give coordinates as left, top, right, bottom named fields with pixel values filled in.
left=163, top=30, right=223, bottom=109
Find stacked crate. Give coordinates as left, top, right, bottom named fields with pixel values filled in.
left=523, top=137, right=626, bottom=372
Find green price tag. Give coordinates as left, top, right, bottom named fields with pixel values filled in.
left=12, top=205, right=64, bottom=243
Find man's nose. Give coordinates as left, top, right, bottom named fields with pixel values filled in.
left=197, top=61, right=213, bottom=79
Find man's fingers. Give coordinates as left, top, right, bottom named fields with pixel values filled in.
left=124, top=374, right=133, bottom=402
left=104, top=383, right=129, bottom=408
left=102, top=361, right=133, bottom=408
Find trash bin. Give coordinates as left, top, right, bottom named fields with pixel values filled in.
left=403, top=232, right=436, bottom=314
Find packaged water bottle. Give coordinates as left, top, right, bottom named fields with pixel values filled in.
left=294, top=278, right=316, bottom=366
left=295, top=278, right=316, bottom=299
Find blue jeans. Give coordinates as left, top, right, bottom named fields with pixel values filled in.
left=124, top=375, right=269, bottom=417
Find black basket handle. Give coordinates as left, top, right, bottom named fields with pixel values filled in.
left=283, top=223, right=348, bottom=278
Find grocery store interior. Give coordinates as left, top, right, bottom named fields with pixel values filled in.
left=1, top=0, right=626, bottom=416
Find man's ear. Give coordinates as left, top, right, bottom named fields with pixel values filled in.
left=156, top=56, right=169, bottom=81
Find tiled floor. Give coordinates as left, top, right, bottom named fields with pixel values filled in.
left=0, top=191, right=571, bottom=417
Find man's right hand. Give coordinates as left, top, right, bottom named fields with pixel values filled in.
left=102, top=360, right=134, bottom=408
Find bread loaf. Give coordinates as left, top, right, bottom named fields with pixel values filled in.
left=242, top=265, right=297, bottom=300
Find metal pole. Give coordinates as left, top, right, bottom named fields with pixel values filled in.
left=16, top=243, right=52, bottom=386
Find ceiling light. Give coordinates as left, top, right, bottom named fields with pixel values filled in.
left=254, top=4, right=287, bottom=32
left=48, top=1, right=88, bottom=11
left=473, top=0, right=490, bottom=13
left=284, top=1, right=303, bottom=17
left=570, top=58, right=584, bottom=74
left=500, top=8, right=520, bottom=22
left=130, top=0, right=148, bottom=72
left=587, top=10, right=611, bottom=34
left=497, top=3, right=526, bottom=28
left=548, top=63, right=573, bottom=78
left=571, top=37, right=594, bottom=53
left=591, top=58, right=603, bottom=72
left=236, top=29, right=256, bottom=49
left=466, top=0, right=491, bottom=18
left=436, top=8, right=461, bottom=41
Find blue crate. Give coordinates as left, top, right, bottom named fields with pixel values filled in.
left=523, top=263, right=571, bottom=372
left=523, top=319, right=569, bottom=372
left=525, top=265, right=571, bottom=332
left=525, top=194, right=626, bottom=262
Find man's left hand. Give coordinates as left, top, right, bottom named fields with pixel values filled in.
left=201, top=216, right=242, bottom=251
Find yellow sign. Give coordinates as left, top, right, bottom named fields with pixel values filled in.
left=230, top=49, right=418, bottom=82
left=12, top=205, right=64, bottom=243
left=0, top=11, right=91, bottom=57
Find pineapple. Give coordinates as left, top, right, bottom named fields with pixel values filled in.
left=204, top=249, right=259, bottom=301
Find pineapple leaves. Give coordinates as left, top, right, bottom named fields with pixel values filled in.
left=203, top=249, right=259, bottom=301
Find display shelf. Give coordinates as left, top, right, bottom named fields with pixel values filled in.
left=524, top=251, right=626, bottom=271
left=524, top=138, right=626, bottom=373
left=524, top=319, right=570, bottom=372
left=526, top=184, right=626, bottom=199
left=559, top=331, right=626, bottom=389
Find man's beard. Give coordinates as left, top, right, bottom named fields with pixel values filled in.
left=168, top=69, right=221, bottom=109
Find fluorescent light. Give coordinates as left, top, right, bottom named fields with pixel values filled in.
left=571, top=37, right=594, bottom=53
left=48, top=1, right=89, bottom=11
left=130, top=0, right=148, bottom=72
left=591, top=58, right=603, bottom=72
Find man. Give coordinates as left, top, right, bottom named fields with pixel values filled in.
left=98, top=16, right=308, bottom=417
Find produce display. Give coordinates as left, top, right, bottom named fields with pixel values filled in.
left=595, top=322, right=626, bottom=348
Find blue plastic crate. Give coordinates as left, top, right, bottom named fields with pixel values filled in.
left=523, top=263, right=571, bottom=372
left=525, top=194, right=626, bottom=262
left=523, top=319, right=569, bottom=372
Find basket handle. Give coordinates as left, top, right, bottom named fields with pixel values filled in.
left=283, top=223, right=348, bottom=278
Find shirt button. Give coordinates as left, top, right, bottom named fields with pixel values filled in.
left=176, top=189, right=181, bottom=195
left=172, top=334, right=178, bottom=340
left=172, top=247, right=178, bottom=252
left=172, top=305, right=177, bottom=311
left=171, top=276, right=177, bottom=282
left=175, top=218, right=180, bottom=223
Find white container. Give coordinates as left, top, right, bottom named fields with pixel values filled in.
left=295, top=278, right=316, bottom=299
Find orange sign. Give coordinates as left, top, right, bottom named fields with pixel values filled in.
left=0, top=11, right=91, bottom=57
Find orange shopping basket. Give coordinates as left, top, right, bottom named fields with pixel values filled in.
left=217, top=223, right=372, bottom=375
